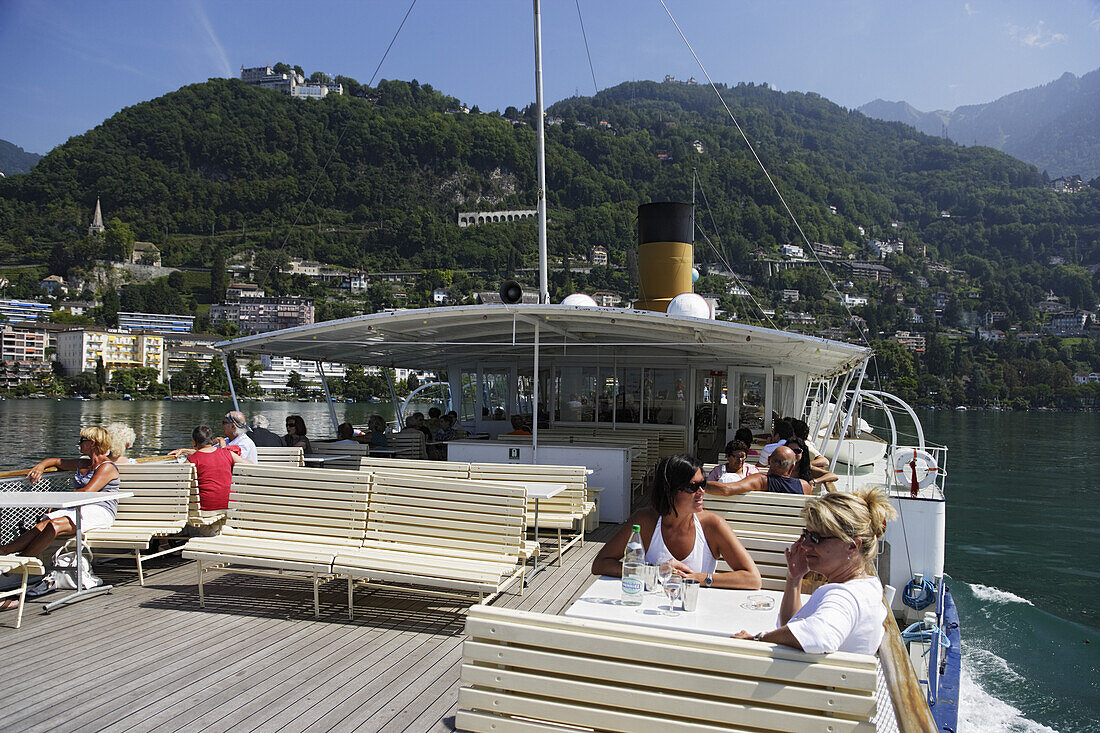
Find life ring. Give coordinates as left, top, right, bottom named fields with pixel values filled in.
left=893, top=448, right=939, bottom=490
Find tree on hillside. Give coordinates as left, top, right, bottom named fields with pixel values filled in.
left=105, top=217, right=135, bottom=262
left=210, top=249, right=229, bottom=303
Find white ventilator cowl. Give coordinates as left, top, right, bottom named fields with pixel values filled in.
left=666, top=292, right=713, bottom=319
left=561, top=293, right=599, bottom=306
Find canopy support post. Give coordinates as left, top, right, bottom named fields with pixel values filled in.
left=221, top=355, right=239, bottom=412
left=386, top=369, right=403, bottom=429
left=532, top=321, right=540, bottom=463
left=318, top=362, right=340, bottom=434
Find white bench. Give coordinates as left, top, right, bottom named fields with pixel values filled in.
left=390, top=431, right=427, bottom=460
left=310, top=441, right=370, bottom=470
left=333, top=474, right=526, bottom=615
left=255, top=446, right=304, bottom=466
left=706, top=491, right=811, bottom=590
left=456, top=604, right=879, bottom=733
left=182, top=464, right=372, bottom=618
left=81, top=463, right=193, bottom=585
left=0, top=554, right=45, bottom=628
left=358, top=457, right=471, bottom=481
left=469, top=462, right=590, bottom=565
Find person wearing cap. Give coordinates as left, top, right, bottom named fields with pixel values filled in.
left=218, top=410, right=257, bottom=463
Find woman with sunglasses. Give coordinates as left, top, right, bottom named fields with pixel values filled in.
left=1, top=427, right=119, bottom=610
left=592, top=454, right=761, bottom=589
left=732, top=487, right=897, bottom=654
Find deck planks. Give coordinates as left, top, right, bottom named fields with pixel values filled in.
left=0, top=524, right=616, bottom=733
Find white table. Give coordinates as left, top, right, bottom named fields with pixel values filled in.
left=524, top=482, right=565, bottom=585
left=0, top=491, right=133, bottom=612
left=565, top=576, right=794, bottom=637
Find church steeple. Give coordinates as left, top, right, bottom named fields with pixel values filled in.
left=88, top=197, right=105, bottom=234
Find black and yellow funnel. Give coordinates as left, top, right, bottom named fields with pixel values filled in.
left=634, top=202, right=694, bottom=313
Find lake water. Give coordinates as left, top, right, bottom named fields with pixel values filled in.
left=1, top=400, right=1095, bottom=732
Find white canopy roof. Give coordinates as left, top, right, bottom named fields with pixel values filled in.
left=216, top=305, right=869, bottom=378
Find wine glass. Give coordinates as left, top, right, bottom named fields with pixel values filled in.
left=663, top=573, right=683, bottom=616
left=657, top=557, right=674, bottom=589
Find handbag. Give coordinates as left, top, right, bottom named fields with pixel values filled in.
left=26, top=542, right=102, bottom=597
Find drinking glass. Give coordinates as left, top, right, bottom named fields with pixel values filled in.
left=657, top=558, right=674, bottom=588
left=663, top=574, right=683, bottom=616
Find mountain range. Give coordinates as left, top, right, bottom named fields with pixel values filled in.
left=859, top=67, right=1100, bottom=181
left=0, top=139, right=41, bottom=176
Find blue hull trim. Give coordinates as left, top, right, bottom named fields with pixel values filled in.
left=931, top=587, right=962, bottom=732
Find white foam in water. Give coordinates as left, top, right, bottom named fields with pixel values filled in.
left=958, top=647, right=1057, bottom=733
left=969, top=583, right=1034, bottom=606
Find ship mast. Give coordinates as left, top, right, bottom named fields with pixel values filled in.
left=533, top=0, right=549, bottom=304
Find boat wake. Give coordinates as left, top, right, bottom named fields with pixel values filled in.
left=958, top=646, right=1057, bottom=733
left=969, top=583, right=1035, bottom=606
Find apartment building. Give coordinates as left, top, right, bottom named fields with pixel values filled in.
left=210, top=296, right=314, bottom=335
left=118, top=311, right=195, bottom=333
left=56, top=329, right=165, bottom=380
left=0, top=299, right=51, bottom=323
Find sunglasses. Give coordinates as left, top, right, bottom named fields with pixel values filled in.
left=800, top=528, right=838, bottom=545
left=789, top=446, right=803, bottom=455
left=678, top=480, right=708, bottom=493
left=76, top=436, right=91, bottom=445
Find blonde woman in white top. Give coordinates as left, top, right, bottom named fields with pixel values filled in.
left=733, top=487, right=897, bottom=654
left=592, top=454, right=761, bottom=589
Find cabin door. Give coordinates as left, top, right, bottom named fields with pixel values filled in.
left=726, top=368, right=774, bottom=443
left=693, top=369, right=726, bottom=463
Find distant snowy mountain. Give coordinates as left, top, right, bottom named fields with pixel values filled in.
left=0, top=139, right=42, bottom=175
left=859, top=68, right=1100, bottom=180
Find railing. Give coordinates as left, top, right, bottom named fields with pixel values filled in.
left=878, top=613, right=938, bottom=732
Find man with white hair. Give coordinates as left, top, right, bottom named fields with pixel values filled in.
left=247, top=414, right=284, bottom=448
left=218, top=411, right=258, bottom=463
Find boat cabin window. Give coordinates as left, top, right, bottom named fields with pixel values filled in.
left=458, top=370, right=478, bottom=422
left=552, top=365, right=686, bottom=426
left=554, top=365, right=598, bottom=422
left=481, top=369, right=511, bottom=420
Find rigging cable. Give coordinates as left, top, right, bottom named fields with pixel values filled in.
left=657, top=1, right=874, bottom=350
left=255, top=0, right=418, bottom=291
left=574, top=0, right=599, bottom=96
left=692, top=174, right=781, bottom=330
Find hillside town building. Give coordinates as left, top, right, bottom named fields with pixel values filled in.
left=56, top=329, right=165, bottom=380
left=210, top=296, right=315, bottom=335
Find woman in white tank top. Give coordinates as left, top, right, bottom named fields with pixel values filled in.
left=592, top=454, right=761, bottom=589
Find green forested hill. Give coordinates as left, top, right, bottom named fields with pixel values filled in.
left=1, top=76, right=1095, bottom=277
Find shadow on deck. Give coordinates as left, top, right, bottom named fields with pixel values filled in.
left=0, top=523, right=617, bottom=733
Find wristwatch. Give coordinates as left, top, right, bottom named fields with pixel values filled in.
left=753, top=631, right=766, bottom=641
left=704, top=573, right=713, bottom=587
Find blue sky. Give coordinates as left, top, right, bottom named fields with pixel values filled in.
left=1, top=0, right=1098, bottom=154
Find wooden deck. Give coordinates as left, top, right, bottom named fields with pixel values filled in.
left=0, top=524, right=617, bottom=733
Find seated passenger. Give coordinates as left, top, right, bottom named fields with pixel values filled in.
left=732, top=488, right=897, bottom=654
left=757, top=419, right=795, bottom=467
left=330, top=422, right=367, bottom=445
left=592, top=454, right=761, bottom=589
left=505, top=415, right=531, bottom=435
left=366, top=415, right=389, bottom=449
left=170, top=425, right=253, bottom=512
left=1, top=427, right=120, bottom=573
left=435, top=414, right=459, bottom=441
left=106, top=422, right=137, bottom=464
left=706, top=440, right=759, bottom=487
left=787, top=436, right=838, bottom=489
left=706, top=445, right=812, bottom=496
left=735, top=427, right=760, bottom=461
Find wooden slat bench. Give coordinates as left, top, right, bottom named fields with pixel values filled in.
left=181, top=464, right=372, bottom=618
left=81, top=462, right=193, bottom=585
left=0, top=554, right=45, bottom=629
left=456, top=604, right=879, bottom=733
left=358, top=457, right=472, bottom=481
left=468, top=462, right=589, bottom=565
left=333, top=474, right=526, bottom=616
left=706, top=491, right=811, bottom=590
left=310, top=441, right=370, bottom=470
left=358, top=458, right=540, bottom=564
left=390, top=431, right=427, bottom=460
left=255, top=446, right=304, bottom=466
